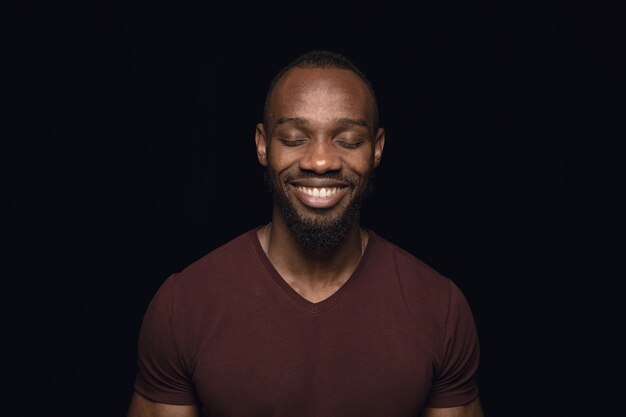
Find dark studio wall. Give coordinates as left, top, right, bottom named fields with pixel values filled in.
left=5, top=1, right=603, bottom=416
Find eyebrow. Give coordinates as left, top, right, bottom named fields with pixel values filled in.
left=276, top=117, right=308, bottom=127
left=335, top=117, right=369, bottom=128
left=275, top=117, right=369, bottom=128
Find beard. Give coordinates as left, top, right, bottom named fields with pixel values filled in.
left=264, top=168, right=375, bottom=251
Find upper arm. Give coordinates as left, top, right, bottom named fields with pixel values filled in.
left=135, top=275, right=199, bottom=405
left=421, top=397, right=484, bottom=417
left=127, top=391, right=199, bottom=417
left=426, top=281, right=481, bottom=407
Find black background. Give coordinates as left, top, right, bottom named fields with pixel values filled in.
left=4, top=0, right=618, bottom=416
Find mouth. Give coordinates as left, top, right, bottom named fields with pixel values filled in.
left=296, top=186, right=342, bottom=198
left=288, top=182, right=350, bottom=209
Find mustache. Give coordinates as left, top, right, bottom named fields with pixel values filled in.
left=283, top=171, right=356, bottom=185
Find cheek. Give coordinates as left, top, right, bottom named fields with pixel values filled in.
left=344, top=149, right=375, bottom=175
left=266, top=155, right=286, bottom=176
left=267, top=148, right=299, bottom=169
left=267, top=155, right=299, bottom=185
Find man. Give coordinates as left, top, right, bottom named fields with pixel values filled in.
left=128, top=50, right=484, bottom=417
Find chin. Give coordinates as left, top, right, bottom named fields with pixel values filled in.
left=287, top=214, right=357, bottom=251
left=278, top=195, right=360, bottom=251
left=264, top=168, right=374, bottom=250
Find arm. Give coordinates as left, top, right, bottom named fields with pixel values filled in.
left=421, top=397, right=484, bottom=417
left=131, top=276, right=199, bottom=416
left=424, top=281, right=482, bottom=415
left=127, top=391, right=199, bottom=417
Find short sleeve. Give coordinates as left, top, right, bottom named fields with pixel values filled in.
left=426, top=279, right=480, bottom=408
left=134, top=274, right=199, bottom=405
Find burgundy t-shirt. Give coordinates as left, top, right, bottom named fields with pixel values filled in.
left=135, top=228, right=480, bottom=416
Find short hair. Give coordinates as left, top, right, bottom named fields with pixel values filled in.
left=263, top=50, right=379, bottom=134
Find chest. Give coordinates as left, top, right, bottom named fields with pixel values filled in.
left=191, top=302, right=434, bottom=416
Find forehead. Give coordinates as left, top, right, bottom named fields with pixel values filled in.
left=269, top=68, right=373, bottom=123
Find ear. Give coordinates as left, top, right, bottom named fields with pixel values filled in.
left=373, top=127, right=385, bottom=168
left=255, top=123, right=269, bottom=167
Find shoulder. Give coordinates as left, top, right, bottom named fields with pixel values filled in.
left=163, top=228, right=260, bottom=300
left=367, top=230, right=479, bottom=369
left=367, top=230, right=473, bottom=335
left=143, top=228, right=263, bottom=338
left=368, top=230, right=458, bottom=298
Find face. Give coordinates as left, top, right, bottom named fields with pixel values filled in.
left=256, top=68, right=385, bottom=249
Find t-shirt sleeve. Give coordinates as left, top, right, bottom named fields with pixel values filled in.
left=426, top=279, right=480, bottom=408
left=134, top=274, right=199, bottom=405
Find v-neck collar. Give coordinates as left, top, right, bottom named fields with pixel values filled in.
left=248, top=227, right=376, bottom=315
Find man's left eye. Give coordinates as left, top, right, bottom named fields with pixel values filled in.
left=337, top=141, right=363, bottom=149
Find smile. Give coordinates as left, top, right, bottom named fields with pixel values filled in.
left=290, top=184, right=349, bottom=209
left=296, top=186, right=341, bottom=198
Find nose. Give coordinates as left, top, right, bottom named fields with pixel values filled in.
left=299, top=140, right=342, bottom=174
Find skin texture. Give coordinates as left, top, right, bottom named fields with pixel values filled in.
left=127, top=66, right=484, bottom=417
left=255, top=67, right=385, bottom=303
left=126, top=392, right=484, bottom=417
left=127, top=392, right=199, bottom=417
left=421, top=397, right=484, bottom=417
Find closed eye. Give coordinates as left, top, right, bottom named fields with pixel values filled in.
left=278, top=138, right=308, bottom=147
left=337, top=141, right=364, bottom=149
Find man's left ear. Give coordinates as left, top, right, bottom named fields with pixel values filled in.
left=373, top=128, right=385, bottom=168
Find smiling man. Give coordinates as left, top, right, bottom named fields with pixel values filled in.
left=128, top=50, right=484, bottom=417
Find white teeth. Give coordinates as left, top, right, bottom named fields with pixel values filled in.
left=298, top=187, right=340, bottom=197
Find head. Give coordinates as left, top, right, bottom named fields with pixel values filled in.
left=256, top=50, right=385, bottom=250
left=263, top=51, right=380, bottom=137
